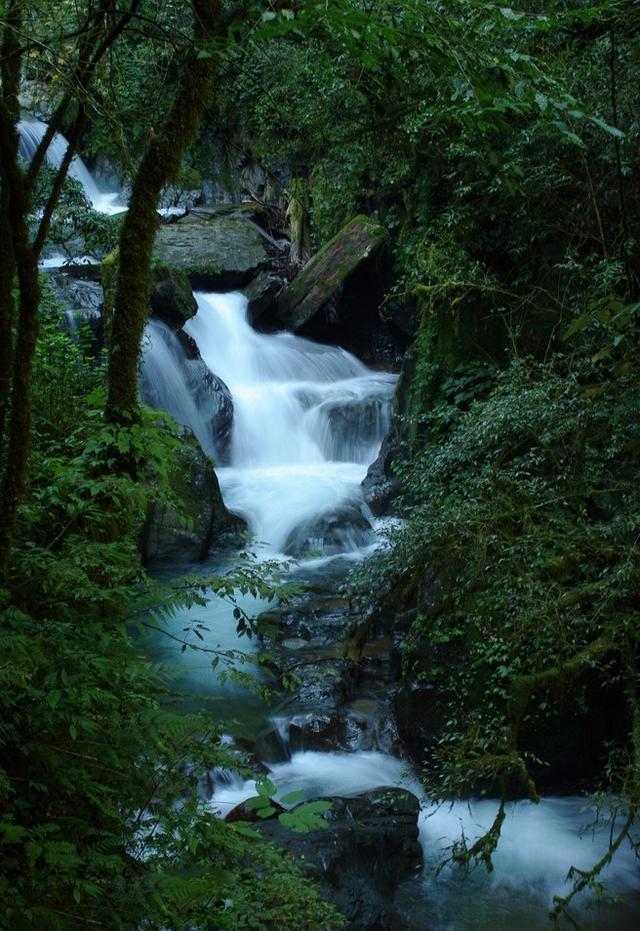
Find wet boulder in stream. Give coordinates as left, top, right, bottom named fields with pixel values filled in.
left=139, top=425, right=242, bottom=566
left=284, top=504, right=373, bottom=558
left=256, top=788, right=423, bottom=931
left=153, top=215, right=267, bottom=290
left=149, top=261, right=198, bottom=329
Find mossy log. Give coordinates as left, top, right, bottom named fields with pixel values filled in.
left=276, top=214, right=387, bottom=331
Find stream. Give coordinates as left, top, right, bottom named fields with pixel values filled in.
left=23, top=118, right=639, bottom=927
left=142, top=292, right=639, bottom=930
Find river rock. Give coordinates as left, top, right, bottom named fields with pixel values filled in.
left=257, top=788, right=423, bottom=931
left=185, top=362, right=234, bottom=463
left=149, top=261, right=198, bottom=329
left=139, top=426, right=242, bottom=566
left=243, top=270, right=283, bottom=323
left=284, top=504, right=373, bottom=558
left=275, top=215, right=387, bottom=331
left=153, top=216, right=267, bottom=290
left=314, top=395, right=391, bottom=463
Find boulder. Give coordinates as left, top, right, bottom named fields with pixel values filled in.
left=243, top=271, right=283, bottom=324
left=139, top=426, right=243, bottom=566
left=153, top=216, right=267, bottom=290
left=149, top=261, right=198, bottom=329
left=186, top=362, right=234, bottom=463
left=276, top=215, right=387, bottom=331
left=284, top=504, right=373, bottom=558
left=257, top=788, right=423, bottom=931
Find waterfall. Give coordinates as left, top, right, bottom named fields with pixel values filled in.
left=183, top=291, right=396, bottom=556
left=18, top=118, right=124, bottom=215
left=139, top=319, right=232, bottom=462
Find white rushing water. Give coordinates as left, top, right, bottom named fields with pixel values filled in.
left=18, top=118, right=124, bottom=215
left=142, top=291, right=639, bottom=926
left=183, top=291, right=396, bottom=556
left=208, top=749, right=640, bottom=927
left=140, top=319, right=218, bottom=458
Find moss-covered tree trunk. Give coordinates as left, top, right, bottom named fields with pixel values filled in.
left=285, top=178, right=310, bottom=266
left=105, top=0, right=223, bottom=425
left=0, top=2, right=40, bottom=574
left=0, top=0, right=138, bottom=574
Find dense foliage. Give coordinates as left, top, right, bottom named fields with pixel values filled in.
left=1, top=301, right=342, bottom=930
left=2, top=0, right=640, bottom=928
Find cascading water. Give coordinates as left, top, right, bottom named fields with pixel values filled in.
left=184, top=291, right=396, bottom=556
left=208, top=749, right=640, bottom=930
left=143, top=292, right=639, bottom=928
left=139, top=318, right=232, bottom=461
left=18, top=118, right=124, bottom=216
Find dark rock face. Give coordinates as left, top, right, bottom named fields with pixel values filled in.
left=153, top=216, right=267, bottom=290
left=362, top=356, right=414, bottom=515
left=149, top=262, right=198, bottom=330
left=257, top=789, right=423, bottom=931
left=139, top=427, right=243, bottom=566
left=362, top=426, right=403, bottom=516
left=243, top=270, right=283, bottom=324
left=48, top=273, right=104, bottom=351
left=275, top=215, right=387, bottom=332
left=315, top=395, right=392, bottom=464
left=186, top=362, right=234, bottom=464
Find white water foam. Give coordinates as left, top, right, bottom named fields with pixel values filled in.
left=183, top=291, right=396, bottom=555
left=209, top=749, right=639, bottom=924
left=18, top=119, right=125, bottom=216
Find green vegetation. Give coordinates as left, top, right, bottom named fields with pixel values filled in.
left=2, top=0, right=640, bottom=929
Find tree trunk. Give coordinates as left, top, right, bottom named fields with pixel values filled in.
left=0, top=107, right=41, bottom=574
left=105, top=0, right=222, bottom=426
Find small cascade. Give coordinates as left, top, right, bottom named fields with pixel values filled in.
left=139, top=319, right=232, bottom=461
left=184, top=291, right=396, bottom=556
left=18, top=118, right=124, bottom=215
left=207, top=749, right=640, bottom=927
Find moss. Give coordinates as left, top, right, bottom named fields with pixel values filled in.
left=149, top=260, right=197, bottom=328
left=100, top=248, right=119, bottom=345
left=277, top=214, right=387, bottom=330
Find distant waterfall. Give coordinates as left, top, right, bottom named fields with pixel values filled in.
left=18, top=118, right=123, bottom=215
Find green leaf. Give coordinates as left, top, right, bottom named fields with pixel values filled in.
left=245, top=795, right=271, bottom=810
left=499, top=7, right=524, bottom=20
left=280, top=790, right=306, bottom=806
left=562, top=313, right=592, bottom=340
left=255, top=776, right=277, bottom=797
left=589, top=116, right=625, bottom=138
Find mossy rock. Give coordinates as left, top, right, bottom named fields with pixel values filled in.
left=243, top=270, right=283, bottom=323
left=276, top=214, right=387, bottom=331
left=101, top=249, right=198, bottom=334
left=139, top=426, right=244, bottom=566
left=149, top=261, right=197, bottom=330
left=153, top=216, right=267, bottom=289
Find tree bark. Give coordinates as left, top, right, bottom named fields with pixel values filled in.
left=105, top=0, right=222, bottom=425
left=0, top=104, right=41, bottom=574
